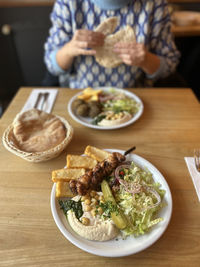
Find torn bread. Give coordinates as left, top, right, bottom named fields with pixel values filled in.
left=66, top=154, right=97, bottom=169
left=95, top=17, right=136, bottom=68
left=95, top=16, right=119, bottom=36
left=52, top=168, right=85, bottom=182
left=56, top=181, right=75, bottom=198
left=84, top=145, right=110, bottom=162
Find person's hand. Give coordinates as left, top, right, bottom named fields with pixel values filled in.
left=113, top=42, right=160, bottom=75
left=56, top=29, right=105, bottom=70
left=64, top=29, right=105, bottom=57
left=113, top=42, right=147, bottom=68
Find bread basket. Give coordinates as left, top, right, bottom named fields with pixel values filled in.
left=2, top=115, right=74, bottom=163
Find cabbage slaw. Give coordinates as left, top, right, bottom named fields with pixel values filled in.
left=101, top=88, right=140, bottom=115
left=109, top=162, right=166, bottom=237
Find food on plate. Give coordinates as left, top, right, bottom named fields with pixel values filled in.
left=76, top=103, right=89, bottom=117
left=72, top=87, right=141, bottom=127
left=71, top=99, right=85, bottom=110
left=56, top=181, right=76, bottom=198
left=88, top=101, right=102, bottom=118
left=107, top=161, right=165, bottom=237
left=84, top=145, right=111, bottom=162
left=101, top=180, right=127, bottom=229
left=69, top=152, right=126, bottom=195
left=61, top=194, right=119, bottom=241
left=74, top=100, right=102, bottom=118
left=53, top=146, right=166, bottom=241
left=66, top=154, right=97, bottom=169
left=77, top=87, right=102, bottom=102
left=95, top=17, right=136, bottom=68
left=96, top=111, right=132, bottom=126
left=12, top=109, right=66, bottom=152
left=73, top=88, right=103, bottom=118
left=52, top=168, right=86, bottom=182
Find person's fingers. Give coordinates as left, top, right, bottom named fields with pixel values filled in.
left=74, top=29, right=104, bottom=42
left=74, top=41, right=96, bottom=55
left=77, top=48, right=96, bottom=56
left=119, top=53, right=132, bottom=62
left=113, top=47, right=131, bottom=55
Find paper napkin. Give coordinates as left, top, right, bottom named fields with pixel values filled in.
left=21, top=88, right=58, bottom=114
left=184, top=157, right=200, bottom=201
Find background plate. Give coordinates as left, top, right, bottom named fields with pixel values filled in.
left=51, top=149, right=172, bottom=257
left=67, top=87, right=144, bottom=130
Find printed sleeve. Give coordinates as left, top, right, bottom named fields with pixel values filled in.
left=148, top=0, right=180, bottom=79
left=44, top=0, right=73, bottom=75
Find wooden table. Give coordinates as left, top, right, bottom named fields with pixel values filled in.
left=0, top=87, right=200, bottom=266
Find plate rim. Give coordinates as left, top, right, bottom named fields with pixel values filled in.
left=50, top=149, right=173, bottom=257
left=67, top=87, right=144, bottom=130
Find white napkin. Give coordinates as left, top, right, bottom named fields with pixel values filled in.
left=21, top=88, right=58, bottom=113
left=184, top=157, right=200, bottom=201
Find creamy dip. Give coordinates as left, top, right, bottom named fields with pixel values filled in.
left=98, top=111, right=132, bottom=126
left=67, top=195, right=119, bottom=241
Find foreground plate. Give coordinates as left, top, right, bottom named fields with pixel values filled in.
left=67, top=87, right=143, bottom=130
left=50, top=149, right=172, bottom=257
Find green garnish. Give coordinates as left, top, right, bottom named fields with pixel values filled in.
left=59, top=199, right=83, bottom=219
left=92, top=114, right=106, bottom=125
left=97, top=200, right=119, bottom=219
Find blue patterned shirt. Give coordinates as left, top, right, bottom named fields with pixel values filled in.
left=44, top=0, right=180, bottom=88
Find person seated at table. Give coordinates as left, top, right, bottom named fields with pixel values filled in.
left=44, top=0, right=181, bottom=89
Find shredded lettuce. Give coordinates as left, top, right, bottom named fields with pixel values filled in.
left=103, top=98, right=140, bottom=114
left=115, top=162, right=166, bottom=237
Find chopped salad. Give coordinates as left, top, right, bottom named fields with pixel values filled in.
left=92, top=88, right=140, bottom=125
left=101, top=161, right=166, bottom=238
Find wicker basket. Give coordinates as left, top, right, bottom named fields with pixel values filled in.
left=2, top=115, right=74, bottom=162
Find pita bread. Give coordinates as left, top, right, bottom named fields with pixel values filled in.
left=95, top=16, right=119, bottom=36
left=12, top=109, right=66, bottom=152
left=95, top=18, right=136, bottom=68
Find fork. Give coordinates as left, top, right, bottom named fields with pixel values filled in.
left=194, top=149, right=200, bottom=172
left=34, top=92, right=49, bottom=110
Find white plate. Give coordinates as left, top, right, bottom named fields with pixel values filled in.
left=67, top=87, right=143, bottom=130
left=50, top=149, right=172, bottom=257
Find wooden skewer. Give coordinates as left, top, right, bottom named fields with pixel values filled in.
left=124, top=146, right=136, bottom=156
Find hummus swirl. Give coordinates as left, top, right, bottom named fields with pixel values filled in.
left=67, top=210, right=119, bottom=241
left=67, top=195, right=119, bottom=241
left=98, top=111, right=132, bottom=126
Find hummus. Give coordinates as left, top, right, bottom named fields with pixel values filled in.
left=67, top=196, right=119, bottom=241
left=98, top=111, right=132, bottom=126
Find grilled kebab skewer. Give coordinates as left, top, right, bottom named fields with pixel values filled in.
left=69, top=152, right=126, bottom=195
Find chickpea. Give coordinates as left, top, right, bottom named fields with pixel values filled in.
left=99, top=195, right=105, bottom=203
left=90, top=191, right=97, bottom=198
left=97, top=207, right=103, bottom=215
left=84, top=205, right=92, bottom=212
left=91, top=198, right=98, bottom=206
left=81, top=196, right=87, bottom=201
left=119, top=112, right=123, bottom=118
left=84, top=199, right=91, bottom=205
left=95, top=194, right=100, bottom=200
left=81, top=194, right=90, bottom=201
left=81, top=217, right=90, bottom=226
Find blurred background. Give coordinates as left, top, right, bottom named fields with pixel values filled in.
left=0, top=0, right=200, bottom=117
